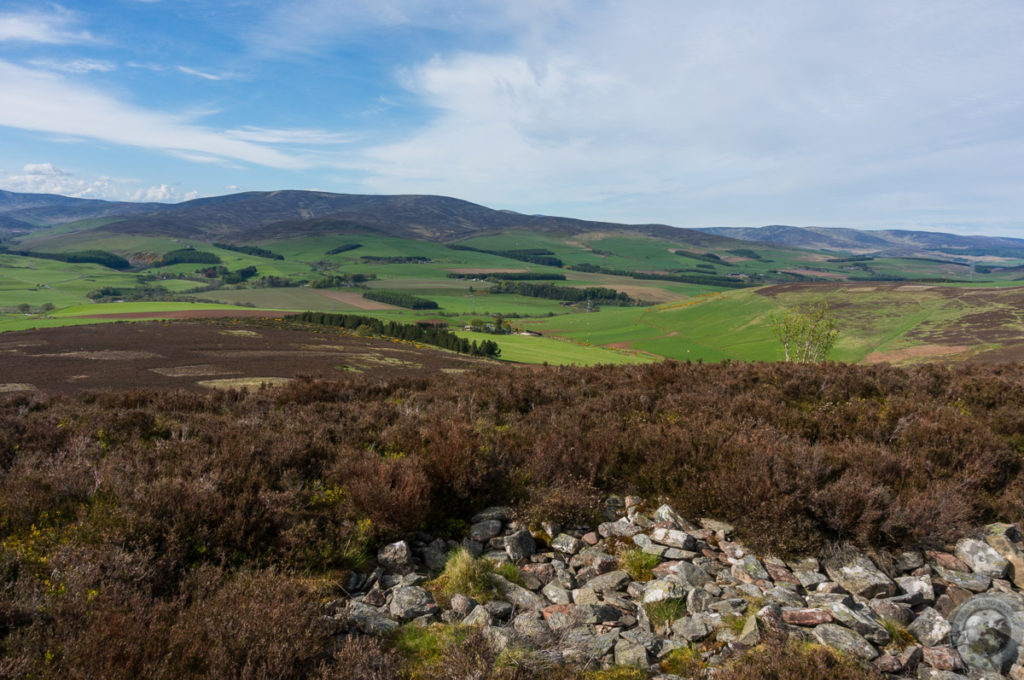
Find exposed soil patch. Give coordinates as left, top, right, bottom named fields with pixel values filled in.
left=0, top=321, right=493, bottom=393
left=864, top=344, right=971, bottom=364
left=313, top=290, right=400, bottom=310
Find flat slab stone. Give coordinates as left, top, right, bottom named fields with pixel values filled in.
left=825, top=555, right=898, bottom=599
left=812, top=623, right=879, bottom=661
left=955, top=538, right=1009, bottom=580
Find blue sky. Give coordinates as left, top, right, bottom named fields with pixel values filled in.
left=1, top=1, right=1023, bottom=234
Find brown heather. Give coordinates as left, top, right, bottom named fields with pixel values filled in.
left=2, top=359, right=1024, bottom=677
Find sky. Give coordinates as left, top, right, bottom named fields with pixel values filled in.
left=1, top=1, right=1023, bottom=234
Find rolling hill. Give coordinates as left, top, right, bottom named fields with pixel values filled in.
left=700, top=225, right=1024, bottom=258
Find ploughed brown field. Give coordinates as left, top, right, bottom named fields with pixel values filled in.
left=0, top=320, right=492, bottom=393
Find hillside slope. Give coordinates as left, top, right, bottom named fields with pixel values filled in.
left=701, top=224, right=1024, bottom=257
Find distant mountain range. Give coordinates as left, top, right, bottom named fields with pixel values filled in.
left=2, top=188, right=1023, bottom=259
left=698, top=225, right=1024, bottom=258
left=0, top=189, right=728, bottom=247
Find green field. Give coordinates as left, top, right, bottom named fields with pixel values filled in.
left=6, top=219, right=1024, bottom=366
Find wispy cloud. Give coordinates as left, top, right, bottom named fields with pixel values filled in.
left=0, top=6, right=95, bottom=44
left=177, top=65, right=228, bottom=81
left=29, top=58, right=115, bottom=74
left=0, top=59, right=311, bottom=169
left=226, top=126, right=356, bottom=145
left=1, top=163, right=198, bottom=202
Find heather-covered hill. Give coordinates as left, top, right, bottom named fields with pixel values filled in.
left=2, top=360, right=1023, bottom=676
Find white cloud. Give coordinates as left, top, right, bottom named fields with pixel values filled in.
left=0, top=59, right=312, bottom=169
left=0, top=6, right=95, bottom=44
left=351, top=0, right=1024, bottom=228
left=1, top=163, right=198, bottom=202
left=226, top=126, right=356, bottom=145
left=29, top=58, right=115, bottom=74
left=177, top=65, right=228, bottom=81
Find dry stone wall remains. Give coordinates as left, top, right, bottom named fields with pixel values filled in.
left=328, top=497, right=1024, bottom=678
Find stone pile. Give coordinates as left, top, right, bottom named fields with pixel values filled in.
left=329, top=497, right=1024, bottom=679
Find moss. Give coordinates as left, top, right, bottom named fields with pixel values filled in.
left=659, top=645, right=704, bottom=676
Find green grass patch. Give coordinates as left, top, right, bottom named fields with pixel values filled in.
left=618, top=548, right=661, bottom=581
left=644, top=598, right=687, bottom=629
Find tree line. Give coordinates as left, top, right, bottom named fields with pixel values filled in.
left=294, top=311, right=500, bottom=357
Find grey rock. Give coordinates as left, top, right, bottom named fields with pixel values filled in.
left=460, top=538, right=483, bottom=558
left=794, top=569, right=829, bottom=589
left=896, top=575, right=936, bottom=605
left=348, top=601, right=399, bottom=635
left=687, top=587, right=714, bottom=614
left=674, top=561, right=712, bottom=588
left=599, top=517, right=642, bottom=539
left=542, top=581, right=572, bottom=604
left=462, top=605, right=492, bottom=627
left=652, top=504, right=689, bottom=529
left=643, top=579, right=688, bottom=604
left=896, top=550, right=926, bottom=573
left=764, top=585, right=805, bottom=609
left=934, top=565, right=991, bottom=593
left=377, top=540, right=415, bottom=574
left=823, top=601, right=891, bottom=646
left=633, top=533, right=668, bottom=557
left=389, top=586, right=438, bottom=620
left=917, top=670, right=967, bottom=680
left=572, top=587, right=600, bottom=605
left=955, top=538, right=1009, bottom=580
left=586, top=569, right=631, bottom=593
left=484, top=599, right=513, bottom=620
left=491, top=573, right=546, bottom=611
left=908, top=607, right=952, bottom=647
left=468, top=519, right=503, bottom=542
left=699, top=518, right=735, bottom=536
left=812, top=623, right=879, bottom=661
left=512, top=611, right=551, bottom=642
left=551, top=533, right=583, bottom=555
left=824, top=555, right=898, bottom=599
left=450, top=593, right=477, bottom=618
left=561, top=629, right=620, bottom=663
left=731, top=555, right=771, bottom=584
left=651, top=527, right=696, bottom=550
left=471, top=506, right=510, bottom=523
left=505, top=529, right=536, bottom=562
left=421, top=538, right=449, bottom=572
left=672, top=615, right=712, bottom=641
left=614, top=637, right=650, bottom=668
left=736, top=614, right=760, bottom=648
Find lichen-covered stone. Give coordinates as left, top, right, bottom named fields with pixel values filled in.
left=812, top=623, right=879, bottom=661
left=824, top=555, right=898, bottom=599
